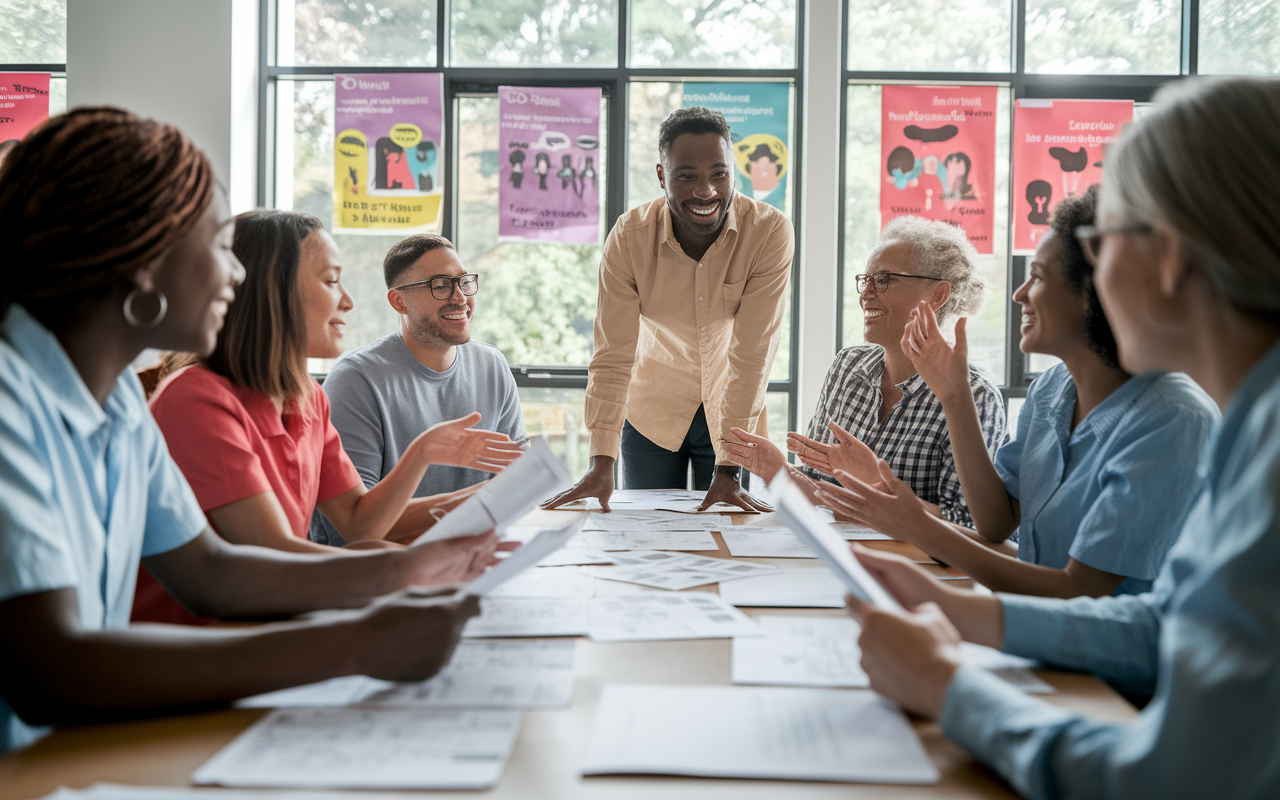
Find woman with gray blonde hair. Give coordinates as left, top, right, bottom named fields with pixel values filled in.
left=836, top=75, right=1280, bottom=798
left=723, top=215, right=1008, bottom=530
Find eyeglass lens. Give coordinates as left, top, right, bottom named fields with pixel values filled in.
left=430, top=275, right=479, bottom=300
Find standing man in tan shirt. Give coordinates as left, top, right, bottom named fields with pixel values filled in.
left=543, top=107, right=794, bottom=512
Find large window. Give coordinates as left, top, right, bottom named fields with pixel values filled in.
left=264, top=1, right=804, bottom=473
left=0, top=0, right=67, bottom=115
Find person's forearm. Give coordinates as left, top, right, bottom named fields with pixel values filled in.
left=339, top=440, right=433, bottom=542
left=938, top=589, right=1005, bottom=648
left=938, top=391, right=1018, bottom=541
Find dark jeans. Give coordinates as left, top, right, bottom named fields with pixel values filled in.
left=621, top=405, right=716, bottom=490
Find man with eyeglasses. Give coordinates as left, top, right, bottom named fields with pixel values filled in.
left=310, top=234, right=525, bottom=546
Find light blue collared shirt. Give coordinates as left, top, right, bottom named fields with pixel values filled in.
left=0, top=306, right=207, bottom=752
left=942, top=338, right=1280, bottom=799
left=994, top=364, right=1217, bottom=593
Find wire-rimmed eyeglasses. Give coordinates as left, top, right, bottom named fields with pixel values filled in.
left=392, top=273, right=480, bottom=301
left=854, top=271, right=945, bottom=294
left=1074, top=223, right=1155, bottom=266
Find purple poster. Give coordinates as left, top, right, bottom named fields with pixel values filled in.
left=498, top=86, right=602, bottom=243
left=334, top=72, right=443, bottom=233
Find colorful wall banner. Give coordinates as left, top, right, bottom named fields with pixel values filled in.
left=880, top=85, right=998, bottom=254
left=0, top=73, right=51, bottom=147
left=498, top=86, right=602, bottom=243
left=334, top=72, right=443, bottom=233
left=1011, top=99, right=1133, bottom=254
left=682, top=82, right=791, bottom=212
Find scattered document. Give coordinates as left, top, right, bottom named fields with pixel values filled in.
left=483, top=565, right=595, bottom=598
left=536, top=547, right=617, bottom=567
left=550, top=489, right=756, bottom=514
left=717, top=568, right=847, bottom=608
left=193, top=707, right=523, bottom=789
left=722, top=526, right=816, bottom=558
left=582, top=511, right=723, bottom=532
left=959, top=643, right=1055, bottom=694
left=587, top=592, right=762, bottom=642
left=577, top=529, right=718, bottom=551
left=464, top=520, right=581, bottom=596
left=463, top=596, right=589, bottom=638
left=588, top=550, right=781, bottom=591
left=769, top=472, right=903, bottom=611
left=832, top=523, right=892, bottom=541
left=238, top=640, right=576, bottom=709
left=414, top=437, right=570, bottom=544
left=580, top=685, right=939, bottom=784
left=732, top=616, right=869, bottom=688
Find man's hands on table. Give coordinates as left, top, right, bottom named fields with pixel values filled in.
left=541, top=455, right=616, bottom=512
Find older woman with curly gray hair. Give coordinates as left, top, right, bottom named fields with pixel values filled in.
left=723, top=215, right=1007, bottom=529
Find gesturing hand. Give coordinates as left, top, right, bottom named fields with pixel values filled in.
left=721, top=426, right=788, bottom=482
left=406, top=530, right=503, bottom=586
left=901, top=301, right=971, bottom=404
left=787, top=422, right=880, bottom=486
left=814, top=460, right=931, bottom=542
left=414, top=412, right=524, bottom=473
left=845, top=594, right=962, bottom=720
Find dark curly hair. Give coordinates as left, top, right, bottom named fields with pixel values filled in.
left=1050, top=184, right=1124, bottom=372
left=658, top=106, right=731, bottom=164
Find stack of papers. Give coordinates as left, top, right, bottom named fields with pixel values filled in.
left=580, top=685, right=939, bottom=784
left=718, top=568, right=847, bottom=608
left=193, top=707, right=523, bottom=789
left=587, top=550, right=782, bottom=590
left=587, top=592, right=762, bottom=642
left=237, top=640, right=576, bottom=709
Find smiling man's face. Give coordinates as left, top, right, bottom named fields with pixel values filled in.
left=395, top=246, right=475, bottom=348
left=658, top=132, right=735, bottom=240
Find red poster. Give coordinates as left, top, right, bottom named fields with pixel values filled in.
left=881, top=85, right=998, bottom=254
left=0, top=73, right=51, bottom=148
left=1012, top=99, right=1133, bottom=254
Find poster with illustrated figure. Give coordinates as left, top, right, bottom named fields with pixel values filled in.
left=498, top=86, right=602, bottom=243
left=682, top=82, right=790, bottom=213
left=1012, top=98, right=1133, bottom=254
left=333, top=72, right=443, bottom=233
left=0, top=73, right=51, bottom=148
left=880, top=86, right=998, bottom=254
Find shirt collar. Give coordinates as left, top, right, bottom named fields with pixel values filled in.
left=850, top=345, right=926, bottom=395
left=656, top=192, right=740, bottom=253
left=1, top=305, right=144, bottom=436
left=1070, top=371, right=1160, bottom=442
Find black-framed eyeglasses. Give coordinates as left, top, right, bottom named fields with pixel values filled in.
left=392, top=273, right=480, bottom=300
left=854, top=271, right=945, bottom=294
left=1074, top=223, right=1154, bottom=266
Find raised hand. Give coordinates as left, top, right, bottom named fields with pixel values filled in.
left=787, top=421, right=880, bottom=486
left=901, top=301, right=972, bottom=405
left=721, top=426, right=788, bottom=482
left=415, top=412, right=524, bottom=473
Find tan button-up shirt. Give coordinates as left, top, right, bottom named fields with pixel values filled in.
left=586, top=192, right=794, bottom=463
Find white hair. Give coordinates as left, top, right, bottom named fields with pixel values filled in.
left=873, top=215, right=985, bottom=321
left=1103, top=75, right=1280, bottom=318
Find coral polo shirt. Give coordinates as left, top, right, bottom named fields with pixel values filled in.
left=132, top=365, right=362, bottom=623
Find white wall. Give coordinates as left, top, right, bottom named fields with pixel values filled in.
left=66, top=0, right=259, bottom=213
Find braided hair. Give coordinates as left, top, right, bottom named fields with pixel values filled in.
left=0, top=106, right=214, bottom=320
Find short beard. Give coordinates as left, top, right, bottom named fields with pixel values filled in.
left=408, top=310, right=471, bottom=348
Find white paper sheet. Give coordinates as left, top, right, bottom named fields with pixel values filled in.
left=722, top=526, right=816, bottom=558
left=537, top=548, right=617, bottom=566
left=577, top=529, right=718, bottom=551
left=464, top=520, right=581, bottom=596
left=548, top=489, right=756, bottom=514
left=769, top=473, right=903, bottom=611
left=237, top=640, right=577, bottom=709
left=831, top=523, right=892, bottom=541
left=588, top=551, right=782, bottom=591
left=192, top=707, right=523, bottom=789
left=463, top=596, right=589, bottom=638
left=483, top=565, right=596, bottom=598
left=959, top=643, right=1055, bottom=693
left=732, top=616, right=869, bottom=688
left=414, top=437, right=570, bottom=544
left=36, top=785, right=370, bottom=800
left=587, top=592, right=762, bottom=642
left=581, top=511, right=724, bottom=532
left=717, top=568, right=847, bottom=608
left=579, top=685, right=938, bottom=784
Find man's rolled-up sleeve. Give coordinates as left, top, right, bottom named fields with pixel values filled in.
left=585, top=225, right=642, bottom=460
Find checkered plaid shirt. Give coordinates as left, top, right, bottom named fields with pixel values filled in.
left=800, top=345, right=1009, bottom=528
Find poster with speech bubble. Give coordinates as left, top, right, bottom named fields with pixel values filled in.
left=498, top=86, right=602, bottom=243
left=0, top=73, right=50, bottom=150
left=333, top=72, right=443, bottom=233
left=1011, top=99, right=1132, bottom=255
left=880, top=85, right=998, bottom=254
left=682, top=82, right=790, bottom=213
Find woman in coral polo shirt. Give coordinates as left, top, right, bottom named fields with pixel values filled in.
left=134, top=210, right=521, bottom=622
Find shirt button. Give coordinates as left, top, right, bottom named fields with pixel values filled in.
left=698, top=296, right=704, bottom=302
left=698, top=263, right=704, bottom=269
left=699, top=326, right=706, bottom=332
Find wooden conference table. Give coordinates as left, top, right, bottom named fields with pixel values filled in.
left=0, top=509, right=1137, bottom=800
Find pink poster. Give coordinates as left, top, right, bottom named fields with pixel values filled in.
left=880, top=85, right=998, bottom=254
left=0, top=73, right=51, bottom=147
left=498, top=86, right=602, bottom=243
left=1012, top=98, right=1133, bottom=254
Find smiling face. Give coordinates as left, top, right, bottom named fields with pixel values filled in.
left=145, top=188, right=244, bottom=356
left=299, top=228, right=353, bottom=359
left=657, top=132, right=735, bottom=240
left=394, top=246, right=475, bottom=349
left=1012, top=230, right=1088, bottom=358
left=859, top=243, right=947, bottom=348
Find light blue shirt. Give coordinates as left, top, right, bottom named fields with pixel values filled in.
left=994, top=364, right=1217, bottom=594
left=942, top=338, right=1280, bottom=799
left=0, top=306, right=207, bottom=752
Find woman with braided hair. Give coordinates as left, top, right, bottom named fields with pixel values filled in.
left=0, top=107, right=501, bottom=751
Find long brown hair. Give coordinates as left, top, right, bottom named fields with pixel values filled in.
left=170, top=209, right=321, bottom=404
left=0, top=107, right=214, bottom=320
